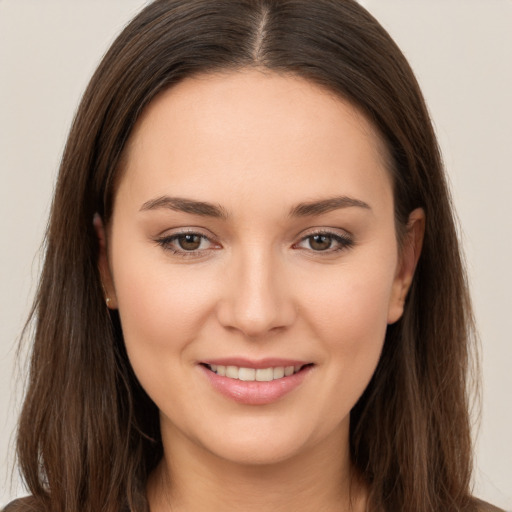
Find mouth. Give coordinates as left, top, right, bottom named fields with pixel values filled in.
left=200, top=361, right=314, bottom=405
left=201, top=363, right=312, bottom=382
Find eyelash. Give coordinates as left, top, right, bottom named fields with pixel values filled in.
left=155, top=230, right=354, bottom=258
left=155, top=231, right=218, bottom=258
left=294, top=230, right=354, bottom=253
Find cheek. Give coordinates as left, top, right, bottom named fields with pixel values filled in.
left=319, top=278, right=390, bottom=373
left=110, top=244, right=220, bottom=376
left=299, top=249, right=397, bottom=399
left=303, top=251, right=397, bottom=342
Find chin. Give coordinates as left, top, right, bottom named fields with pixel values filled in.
left=188, top=415, right=346, bottom=469
left=207, top=437, right=310, bottom=467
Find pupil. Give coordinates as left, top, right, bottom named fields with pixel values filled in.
left=310, top=234, right=331, bottom=251
left=179, top=234, right=201, bottom=250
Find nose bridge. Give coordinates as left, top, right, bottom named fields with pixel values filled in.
left=217, top=243, right=295, bottom=337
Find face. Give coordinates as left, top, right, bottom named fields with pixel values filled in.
left=98, top=70, right=422, bottom=467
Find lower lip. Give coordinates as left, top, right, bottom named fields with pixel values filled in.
left=200, top=365, right=312, bottom=405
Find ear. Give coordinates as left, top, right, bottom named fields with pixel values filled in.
left=387, top=208, right=425, bottom=324
left=93, top=213, right=118, bottom=310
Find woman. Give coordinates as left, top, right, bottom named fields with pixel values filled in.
left=5, top=1, right=504, bottom=511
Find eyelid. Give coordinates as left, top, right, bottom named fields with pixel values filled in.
left=154, top=227, right=221, bottom=257
left=293, top=228, right=354, bottom=252
left=153, top=226, right=354, bottom=257
left=154, top=225, right=215, bottom=239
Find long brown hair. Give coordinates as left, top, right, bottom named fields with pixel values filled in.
left=14, top=1, right=479, bottom=511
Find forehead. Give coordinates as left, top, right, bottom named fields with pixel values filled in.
left=117, top=69, right=393, bottom=215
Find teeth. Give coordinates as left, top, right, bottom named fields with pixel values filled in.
left=256, top=368, right=273, bottom=382
left=273, top=366, right=284, bottom=379
left=208, top=364, right=304, bottom=381
left=239, top=368, right=255, bottom=381
left=226, top=366, right=238, bottom=378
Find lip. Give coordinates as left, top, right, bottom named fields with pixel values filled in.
left=199, top=359, right=313, bottom=405
left=201, top=357, right=309, bottom=369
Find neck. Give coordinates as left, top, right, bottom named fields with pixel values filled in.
left=148, top=423, right=367, bottom=512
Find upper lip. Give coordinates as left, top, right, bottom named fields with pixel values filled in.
left=200, top=357, right=312, bottom=369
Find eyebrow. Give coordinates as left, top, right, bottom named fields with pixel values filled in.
left=139, top=196, right=228, bottom=219
left=139, top=194, right=370, bottom=219
left=289, top=196, right=371, bottom=217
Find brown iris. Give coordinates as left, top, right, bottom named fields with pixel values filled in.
left=177, top=234, right=202, bottom=250
left=309, top=234, right=333, bottom=251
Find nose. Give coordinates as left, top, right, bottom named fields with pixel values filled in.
left=215, top=247, right=297, bottom=338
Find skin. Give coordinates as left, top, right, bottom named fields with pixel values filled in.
left=96, top=69, right=424, bottom=512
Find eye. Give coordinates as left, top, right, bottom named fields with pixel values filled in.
left=175, top=233, right=205, bottom=251
left=295, top=231, right=353, bottom=253
left=155, top=231, right=218, bottom=256
left=308, top=234, right=335, bottom=251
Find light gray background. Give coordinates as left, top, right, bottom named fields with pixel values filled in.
left=1, top=0, right=510, bottom=508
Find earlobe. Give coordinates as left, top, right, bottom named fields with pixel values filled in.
left=387, top=208, right=425, bottom=324
left=93, top=213, right=118, bottom=309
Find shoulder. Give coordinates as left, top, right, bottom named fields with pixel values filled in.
left=2, top=496, right=42, bottom=512
left=474, top=498, right=507, bottom=512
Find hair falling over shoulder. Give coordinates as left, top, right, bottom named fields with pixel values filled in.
left=13, top=1, right=483, bottom=511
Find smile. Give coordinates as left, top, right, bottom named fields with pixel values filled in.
left=205, top=364, right=305, bottom=382
left=200, top=361, right=313, bottom=405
